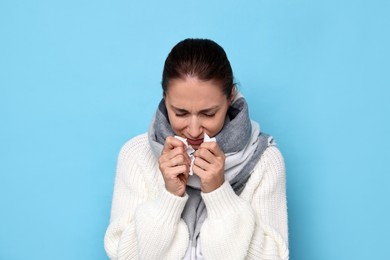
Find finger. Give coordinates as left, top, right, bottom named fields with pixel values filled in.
left=159, top=157, right=190, bottom=177
left=194, top=147, right=215, bottom=164
left=192, top=163, right=207, bottom=178
left=162, top=136, right=187, bottom=153
left=160, top=146, right=188, bottom=162
left=180, top=169, right=190, bottom=182
left=198, top=141, right=224, bottom=157
left=169, top=154, right=190, bottom=167
left=177, top=173, right=187, bottom=184
left=162, top=164, right=189, bottom=178
left=193, top=147, right=225, bottom=176
left=193, top=156, right=210, bottom=171
left=161, top=137, right=191, bottom=164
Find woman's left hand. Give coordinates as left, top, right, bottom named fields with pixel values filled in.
left=192, top=142, right=225, bottom=193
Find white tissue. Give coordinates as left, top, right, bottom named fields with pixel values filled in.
left=203, top=133, right=216, bottom=143
left=174, top=133, right=216, bottom=175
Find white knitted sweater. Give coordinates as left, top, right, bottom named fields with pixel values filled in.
left=104, top=133, right=289, bottom=260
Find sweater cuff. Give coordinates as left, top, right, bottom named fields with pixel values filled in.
left=201, top=181, right=244, bottom=219
left=153, top=188, right=189, bottom=224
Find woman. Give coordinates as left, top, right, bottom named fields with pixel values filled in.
left=104, top=39, right=289, bottom=260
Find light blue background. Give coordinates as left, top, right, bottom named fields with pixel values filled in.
left=1, top=0, right=389, bottom=259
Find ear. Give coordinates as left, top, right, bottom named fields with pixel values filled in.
left=229, top=84, right=237, bottom=103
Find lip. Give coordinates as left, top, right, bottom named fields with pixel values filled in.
left=187, top=138, right=204, bottom=146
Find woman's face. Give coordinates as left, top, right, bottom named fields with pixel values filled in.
left=165, top=76, right=232, bottom=150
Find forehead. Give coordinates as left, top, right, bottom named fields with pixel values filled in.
left=165, top=77, right=226, bottom=105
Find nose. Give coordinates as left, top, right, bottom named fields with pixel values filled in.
left=187, top=116, right=203, bottom=139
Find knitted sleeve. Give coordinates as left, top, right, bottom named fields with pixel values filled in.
left=199, top=146, right=289, bottom=260
left=104, top=136, right=190, bottom=260
left=200, top=181, right=256, bottom=259
left=246, top=146, right=289, bottom=260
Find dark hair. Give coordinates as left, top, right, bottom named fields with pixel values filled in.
left=162, top=38, right=235, bottom=98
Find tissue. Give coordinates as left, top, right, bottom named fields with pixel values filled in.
left=174, top=133, right=216, bottom=175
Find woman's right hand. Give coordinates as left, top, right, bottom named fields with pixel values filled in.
left=158, top=136, right=191, bottom=197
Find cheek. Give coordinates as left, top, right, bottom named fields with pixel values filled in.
left=205, top=115, right=226, bottom=135
left=169, top=117, right=187, bottom=132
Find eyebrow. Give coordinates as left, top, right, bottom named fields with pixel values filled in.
left=170, top=105, right=220, bottom=114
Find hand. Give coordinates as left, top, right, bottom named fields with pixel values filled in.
left=159, top=136, right=191, bottom=197
left=192, top=142, right=225, bottom=193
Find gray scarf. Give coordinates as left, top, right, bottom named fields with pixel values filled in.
left=148, top=95, right=273, bottom=258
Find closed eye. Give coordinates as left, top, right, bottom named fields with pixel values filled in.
left=175, top=112, right=189, bottom=117
left=202, top=113, right=216, bottom=117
